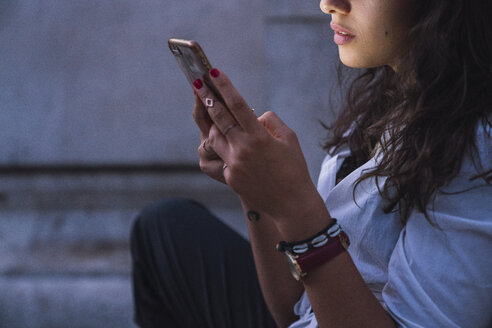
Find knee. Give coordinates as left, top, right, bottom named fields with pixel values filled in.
left=130, top=198, right=208, bottom=241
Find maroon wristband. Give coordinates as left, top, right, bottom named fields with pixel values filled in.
left=296, top=231, right=350, bottom=273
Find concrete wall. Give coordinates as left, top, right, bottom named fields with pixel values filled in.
left=0, top=0, right=340, bottom=326
left=265, top=1, right=340, bottom=180
left=0, top=0, right=265, bottom=165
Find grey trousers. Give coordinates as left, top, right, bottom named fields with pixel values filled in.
left=130, top=198, right=277, bottom=328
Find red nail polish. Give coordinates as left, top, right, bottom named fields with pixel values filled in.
left=210, top=68, right=220, bottom=78
left=193, top=79, right=203, bottom=89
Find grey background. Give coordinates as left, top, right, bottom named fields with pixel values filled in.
left=0, top=0, right=340, bottom=326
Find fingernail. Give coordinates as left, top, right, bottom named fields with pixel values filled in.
left=193, top=79, right=203, bottom=89
left=210, top=68, right=220, bottom=78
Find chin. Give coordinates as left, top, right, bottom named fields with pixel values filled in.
left=338, top=49, right=383, bottom=69
left=340, top=57, right=365, bottom=68
left=339, top=50, right=364, bottom=68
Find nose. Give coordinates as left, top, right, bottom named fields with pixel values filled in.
left=320, top=0, right=350, bottom=15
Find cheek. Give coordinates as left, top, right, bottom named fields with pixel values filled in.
left=350, top=29, right=391, bottom=68
left=363, top=19, right=407, bottom=63
left=337, top=4, right=411, bottom=69
left=381, top=2, right=413, bottom=48
left=339, top=32, right=391, bottom=68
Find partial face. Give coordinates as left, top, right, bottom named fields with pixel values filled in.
left=320, top=0, right=415, bottom=69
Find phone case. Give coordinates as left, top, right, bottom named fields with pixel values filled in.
left=168, top=38, right=220, bottom=96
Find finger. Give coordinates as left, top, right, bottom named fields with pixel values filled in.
left=193, top=78, right=242, bottom=140
left=198, top=158, right=226, bottom=184
left=197, top=138, right=220, bottom=160
left=207, top=123, right=230, bottom=161
left=257, top=111, right=293, bottom=140
left=193, top=92, right=213, bottom=136
left=207, top=68, right=260, bottom=133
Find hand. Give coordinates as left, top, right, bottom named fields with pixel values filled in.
left=192, top=69, right=326, bottom=224
left=192, top=92, right=227, bottom=184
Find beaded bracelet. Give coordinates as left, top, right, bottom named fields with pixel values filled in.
left=276, top=219, right=342, bottom=255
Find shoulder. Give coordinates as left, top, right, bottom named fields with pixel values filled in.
left=430, top=121, right=492, bottom=223
left=441, top=119, right=491, bottom=194
left=473, top=118, right=492, bottom=161
left=383, top=122, right=492, bottom=326
left=474, top=118, right=492, bottom=166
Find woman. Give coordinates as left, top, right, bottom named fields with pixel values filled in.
left=131, top=0, right=492, bottom=327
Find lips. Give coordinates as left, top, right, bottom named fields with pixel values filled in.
left=330, top=22, right=355, bottom=45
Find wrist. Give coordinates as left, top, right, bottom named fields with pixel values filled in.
left=276, top=219, right=350, bottom=281
left=239, top=189, right=333, bottom=241
left=273, top=197, right=333, bottom=242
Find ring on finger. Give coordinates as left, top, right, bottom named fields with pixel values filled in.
left=223, top=123, right=238, bottom=136
left=205, top=98, right=214, bottom=108
left=201, top=139, right=211, bottom=153
left=222, top=163, right=228, bottom=172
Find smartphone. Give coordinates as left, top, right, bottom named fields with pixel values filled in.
left=168, top=38, right=221, bottom=98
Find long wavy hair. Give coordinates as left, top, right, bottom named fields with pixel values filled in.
left=324, top=0, right=492, bottom=223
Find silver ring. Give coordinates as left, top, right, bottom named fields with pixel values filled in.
left=205, top=98, right=214, bottom=108
left=222, top=163, right=228, bottom=171
left=201, top=139, right=211, bottom=153
left=223, top=123, right=237, bottom=136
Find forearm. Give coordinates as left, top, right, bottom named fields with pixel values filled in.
left=274, top=203, right=396, bottom=328
left=303, top=253, right=395, bottom=328
left=240, top=199, right=304, bottom=328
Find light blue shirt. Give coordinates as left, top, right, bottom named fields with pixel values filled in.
left=289, top=123, right=492, bottom=328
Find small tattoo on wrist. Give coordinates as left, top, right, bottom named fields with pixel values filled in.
left=247, top=211, right=260, bottom=222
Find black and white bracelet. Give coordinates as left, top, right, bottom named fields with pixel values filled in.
left=276, top=219, right=342, bottom=255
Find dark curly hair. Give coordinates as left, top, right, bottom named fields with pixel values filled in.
left=324, top=0, right=492, bottom=223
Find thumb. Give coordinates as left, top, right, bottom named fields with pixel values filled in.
left=257, top=111, right=291, bottom=140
